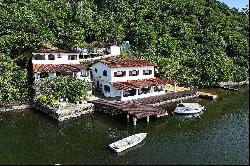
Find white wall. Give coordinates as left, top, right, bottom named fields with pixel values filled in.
left=99, top=81, right=121, bottom=97
left=92, top=62, right=112, bottom=82
left=121, top=90, right=165, bottom=101
left=111, top=66, right=155, bottom=82
left=32, top=52, right=80, bottom=64
left=109, top=45, right=121, bottom=55
left=92, top=62, right=155, bottom=83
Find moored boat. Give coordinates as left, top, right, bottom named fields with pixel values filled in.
left=174, top=102, right=204, bottom=114
left=109, top=133, right=147, bottom=153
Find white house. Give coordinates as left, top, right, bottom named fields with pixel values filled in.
left=32, top=47, right=91, bottom=82
left=92, top=58, right=173, bottom=101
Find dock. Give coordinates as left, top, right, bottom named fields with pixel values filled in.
left=89, top=90, right=198, bottom=125
left=90, top=99, right=167, bottom=125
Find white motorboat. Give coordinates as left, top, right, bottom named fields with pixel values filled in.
left=109, top=133, right=147, bottom=153
left=174, top=102, right=204, bottom=114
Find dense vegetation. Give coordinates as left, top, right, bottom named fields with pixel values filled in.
left=0, top=0, right=249, bottom=102
left=0, top=54, right=31, bottom=104
left=36, top=76, right=92, bottom=107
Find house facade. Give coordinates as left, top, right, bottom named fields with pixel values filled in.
left=32, top=45, right=120, bottom=64
left=32, top=47, right=91, bottom=82
left=92, top=58, right=173, bottom=101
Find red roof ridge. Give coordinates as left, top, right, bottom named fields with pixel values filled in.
left=110, top=78, right=173, bottom=90
left=34, top=46, right=79, bottom=53
left=33, top=64, right=87, bottom=73
left=99, top=58, right=157, bottom=68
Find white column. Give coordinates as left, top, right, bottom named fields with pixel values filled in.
left=127, top=114, right=130, bottom=122
left=146, top=116, right=150, bottom=123
left=133, top=116, right=137, bottom=126
left=150, top=87, right=154, bottom=94
left=136, top=88, right=139, bottom=96
left=174, top=82, right=177, bottom=93
left=121, top=90, right=124, bottom=101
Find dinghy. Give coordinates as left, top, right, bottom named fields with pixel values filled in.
left=109, top=133, right=147, bottom=153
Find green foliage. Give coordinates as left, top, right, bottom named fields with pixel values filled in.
left=35, top=76, right=92, bottom=103
left=37, top=95, right=47, bottom=104
left=0, top=54, right=30, bottom=103
left=0, top=0, right=249, bottom=86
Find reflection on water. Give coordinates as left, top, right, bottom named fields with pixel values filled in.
left=0, top=86, right=248, bottom=165
left=173, top=111, right=204, bottom=122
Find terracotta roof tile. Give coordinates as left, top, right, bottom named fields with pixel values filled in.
left=33, top=64, right=88, bottom=73
left=110, top=78, right=173, bottom=90
left=34, top=46, right=79, bottom=53
left=100, top=58, right=157, bottom=68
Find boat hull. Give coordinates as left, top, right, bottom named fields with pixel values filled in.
left=109, top=133, right=147, bottom=153
left=174, top=103, right=204, bottom=114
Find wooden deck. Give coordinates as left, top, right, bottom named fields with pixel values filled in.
left=89, top=90, right=197, bottom=124
left=90, top=99, right=167, bottom=119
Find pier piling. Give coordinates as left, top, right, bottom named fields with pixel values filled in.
left=133, top=116, right=137, bottom=126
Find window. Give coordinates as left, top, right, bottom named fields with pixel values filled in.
left=68, top=55, right=77, bottom=60
left=143, top=69, right=152, bottom=75
left=48, top=54, right=55, bottom=60
left=34, top=54, right=45, bottom=60
left=56, top=72, right=61, bottom=76
left=57, top=54, right=62, bottom=58
left=104, top=85, right=110, bottom=92
left=40, top=72, right=49, bottom=78
left=123, top=89, right=136, bottom=97
left=103, top=70, right=107, bottom=76
left=129, top=70, right=139, bottom=76
left=79, top=54, right=83, bottom=59
left=138, top=87, right=150, bottom=95
left=154, top=86, right=164, bottom=92
left=81, top=71, right=88, bottom=77
left=95, top=68, right=98, bottom=73
left=114, top=71, right=126, bottom=77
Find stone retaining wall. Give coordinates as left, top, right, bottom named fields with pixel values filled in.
left=217, top=80, right=249, bottom=87
left=151, top=94, right=199, bottom=107
left=0, top=103, right=31, bottom=112
left=33, top=102, right=94, bottom=122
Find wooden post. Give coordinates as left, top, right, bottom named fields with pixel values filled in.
left=133, top=116, right=137, bottom=126
left=146, top=116, right=150, bottom=123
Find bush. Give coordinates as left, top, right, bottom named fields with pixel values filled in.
left=35, top=76, right=92, bottom=103
left=0, top=54, right=30, bottom=104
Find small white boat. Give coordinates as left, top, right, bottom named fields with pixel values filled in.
left=109, top=133, right=147, bottom=153
left=174, top=102, right=204, bottom=114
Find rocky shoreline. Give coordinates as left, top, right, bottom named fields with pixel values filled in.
left=217, top=80, right=249, bottom=87
left=32, top=101, right=94, bottom=122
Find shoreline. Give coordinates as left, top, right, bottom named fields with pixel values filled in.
left=1, top=80, right=248, bottom=112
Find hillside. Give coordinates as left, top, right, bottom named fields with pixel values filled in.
left=0, top=0, right=249, bottom=87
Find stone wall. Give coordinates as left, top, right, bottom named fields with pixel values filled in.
left=0, top=103, right=31, bottom=112
left=151, top=93, right=199, bottom=107
left=33, top=101, right=94, bottom=122
left=217, top=80, right=249, bottom=87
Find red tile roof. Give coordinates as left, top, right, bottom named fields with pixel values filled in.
left=110, top=78, right=173, bottom=90
left=100, top=58, right=157, bottom=68
left=33, top=64, right=88, bottom=73
left=34, top=46, right=80, bottom=53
